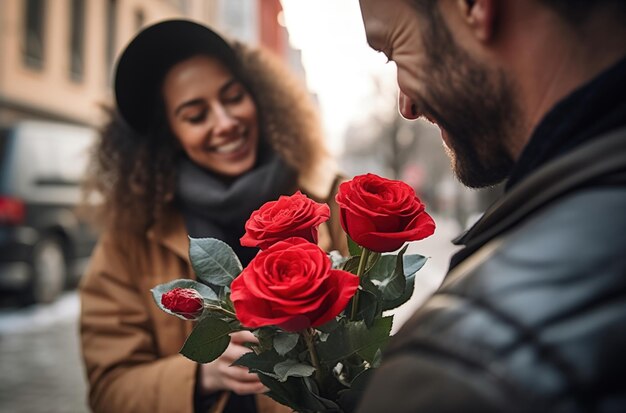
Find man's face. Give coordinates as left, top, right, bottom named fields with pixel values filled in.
left=360, top=0, right=522, bottom=188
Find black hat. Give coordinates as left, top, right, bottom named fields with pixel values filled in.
left=114, top=19, right=237, bottom=133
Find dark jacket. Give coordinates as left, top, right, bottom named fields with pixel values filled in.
left=357, top=57, right=626, bottom=413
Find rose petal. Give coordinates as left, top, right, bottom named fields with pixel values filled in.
left=310, top=270, right=359, bottom=327
left=230, top=237, right=356, bottom=331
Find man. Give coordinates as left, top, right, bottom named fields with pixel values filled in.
left=357, top=1, right=626, bottom=412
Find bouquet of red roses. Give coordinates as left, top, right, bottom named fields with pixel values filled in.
left=153, top=173, right=435, bottom=413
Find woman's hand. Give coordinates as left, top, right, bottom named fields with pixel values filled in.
left=198, top=330, right=269, bottom=395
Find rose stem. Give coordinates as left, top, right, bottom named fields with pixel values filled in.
left=304, top=328, right=322, bottom=382
left=350, top=248, right=371, bottom=321
left=205, top=304, right=237, bottom=318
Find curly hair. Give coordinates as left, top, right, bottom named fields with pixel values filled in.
left=81, top=43, right=327, bottom=234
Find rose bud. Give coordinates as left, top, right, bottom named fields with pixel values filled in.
left=240, top=191, right=330, bottom=250
left=161, top=288, right=204, bottom=319
left=336, top=173, right=435, bottom=253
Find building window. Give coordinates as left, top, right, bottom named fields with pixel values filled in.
left=23, top=0, right=46, bottom=69
left=69, top=0, right=86, bottom=82
left=105, top=0, right=118, bottom=85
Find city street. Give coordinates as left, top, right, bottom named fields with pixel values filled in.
left=0, top=215, right=462, bottom=412
left=391, top=214, right=462, bottom=331
left=0, top=293, right=89, bottom=413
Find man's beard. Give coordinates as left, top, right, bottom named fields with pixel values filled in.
left=414, top=3, right=523, bottom=188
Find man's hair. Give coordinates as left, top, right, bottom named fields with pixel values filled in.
left=413, top=0, right=626, bottom=24
left=540, top=0, right=626, bottom=23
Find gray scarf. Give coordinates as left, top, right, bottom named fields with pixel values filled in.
left=175, top=151, right=297, bottom=265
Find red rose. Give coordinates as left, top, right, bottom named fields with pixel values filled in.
left=230, top=237, right=359, bottom=332
left=161, top=288, right=204, bottom=319
left=240, top=191, right=330, bottom=250
left=335, top=173, right=435, bottom=253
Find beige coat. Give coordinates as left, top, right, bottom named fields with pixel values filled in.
left=80, top=166, right=347, bottom=413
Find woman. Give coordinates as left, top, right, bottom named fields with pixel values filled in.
left=79, top=20, right=346, bottom=413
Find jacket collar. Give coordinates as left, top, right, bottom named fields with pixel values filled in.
left=147, top=209, right=190, bottom=262
left=450, top=127, right=626, bottom=270
left=507, top=55, right=626, bottom=190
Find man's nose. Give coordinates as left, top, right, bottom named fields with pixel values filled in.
left=399, top=91, right=419, bottom=120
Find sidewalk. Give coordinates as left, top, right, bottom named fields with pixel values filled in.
left=0, top=293, right=89, bottom=413
left=389, top=214, right=462, bottom=333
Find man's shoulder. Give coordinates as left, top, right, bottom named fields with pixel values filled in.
left=389, top=186, right=626, bottom=409
left=442, top=185, right=626, bottom=329
left=434, top=186, right=626, bottom=332
left=451, top=126, right=626, bottom=270
left=480, top=186, right=626, bottom=277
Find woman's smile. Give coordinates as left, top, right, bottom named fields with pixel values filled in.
left=163, top=55, right=260, bottom=177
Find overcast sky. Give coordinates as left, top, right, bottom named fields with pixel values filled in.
left=280, top=0, right=398, bottom=154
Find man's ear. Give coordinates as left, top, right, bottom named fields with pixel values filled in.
left=456, top=0, right=496, bottom=42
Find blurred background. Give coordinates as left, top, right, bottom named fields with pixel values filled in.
left=0, top=1, right=500, bottom=411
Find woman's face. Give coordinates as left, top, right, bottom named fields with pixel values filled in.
left=163, top=55, right=259, bottom=177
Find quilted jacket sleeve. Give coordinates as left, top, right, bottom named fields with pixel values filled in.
left=355, top=347, right=520, bottom=413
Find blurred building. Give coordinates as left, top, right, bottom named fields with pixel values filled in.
left=0, top=0, right=304, bottom=127
left=341, top=99, right=502, bottom=229
left=209, top=0, right=307, bottom=82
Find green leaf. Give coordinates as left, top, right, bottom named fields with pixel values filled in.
left=403, top=254, right=427, bottom=276
left=233, top=350, right=284, bottom=379
left=342, top=256, right=361, bottom=274
left=151, top=279, right=218, bottom=320
left=273, top=332, right=300, bottom=356
left=256, top=375, right=296, bottom=410
left=357, top=289, right=379, bottom=327
left=303, top=377, right=343, bottom=410
left=347, top=235, right=362, bottom=257
left=239, top=354, right=339, bottom=411
left=317, top=317, right=393, bottom=365
left=337, top=369, right=375, bottom=412
left=367, top=245, right=408, bottom=301
left=273, top=359, right=316, bottom=382
left=342, top=252, right=381, bottom=275
left=351, top=367, right=375, bottom=389
left=253, top=327, right=278, bottom=353
left=356, top=317, right=393, bottom=363
left=381, top=271, right=416, bottom=311
left=379, top=254, right=427, bottom=311
left=179, top=317, right=234, bottom=363
left=359, top=275, right=381, bottom=298
left=258, top=375, right=330, bottom=413
left=316, top=318, right=340, bottom=334
left=189, top=237, right=242, bottom=287
left=371, top=349, right=383, bottom=368
left=365, top=252, right=381, bottom=273
left=221, top=294, right=236, bottom=314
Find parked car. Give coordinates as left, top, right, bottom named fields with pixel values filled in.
left=0, top=120, right=98, bottom=304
